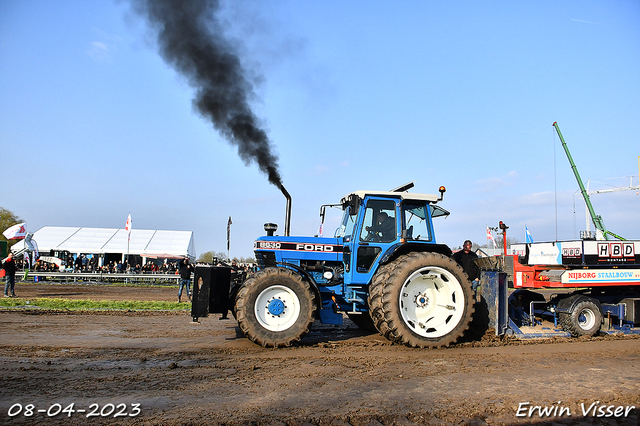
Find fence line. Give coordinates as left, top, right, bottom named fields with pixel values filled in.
left=19, top=272, right=183, bottom=285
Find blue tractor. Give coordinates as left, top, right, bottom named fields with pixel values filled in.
left=229, top=182, right=475, bottom=348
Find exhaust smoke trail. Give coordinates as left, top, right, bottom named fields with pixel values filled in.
left=132, top=0, right=282, bottom=187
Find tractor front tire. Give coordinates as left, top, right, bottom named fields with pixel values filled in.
left=234, top=267, right=316, bottom=347
left=369, top=252, right=474, bottom=348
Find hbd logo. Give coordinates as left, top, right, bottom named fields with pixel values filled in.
left=598, top=243, right=635, bottom=258
left=562, top=247, right=581, bottom=257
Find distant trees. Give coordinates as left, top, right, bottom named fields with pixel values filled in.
left=197, top=251, right=214, bottom=263
left=0, top=207, right=23, bottom=251
left=453, top=236, right=521, bottom=252
left=493, top=236, right=520, bottom=248
left=197, top=251, right=225, bottom=263
left=475, top=236, right=521, bottom=250
left=196, top=251, right=255, bottom=264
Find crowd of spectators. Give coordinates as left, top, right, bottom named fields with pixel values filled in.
left=9, top=253, right=257, bottom=276
left=70, top=259, right=182, bottom=274
left=69, top=257, right=183, bottom=274
left=10, top=255, right=183, bottom=275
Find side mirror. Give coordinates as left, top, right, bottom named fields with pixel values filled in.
left=349, top=196, right=360, bottom=216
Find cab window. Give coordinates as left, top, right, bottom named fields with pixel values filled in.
left=402, top=202, right=432, bottom=241
left=335, top=205, right=357, bottom=240
left=359, top=200, right=397, bottom=243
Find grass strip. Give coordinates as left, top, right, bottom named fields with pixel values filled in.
left=0, top=298, right=188, bottom=311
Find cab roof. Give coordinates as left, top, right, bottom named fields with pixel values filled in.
left=341, top=190, right=440, bottom=204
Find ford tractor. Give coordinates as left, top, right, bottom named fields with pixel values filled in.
left=201, top=182, right=475, bottom=348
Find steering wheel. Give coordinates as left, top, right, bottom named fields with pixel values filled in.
left=363, top=228, right=380, bottom=242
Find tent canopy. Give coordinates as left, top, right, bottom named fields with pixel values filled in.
left=11, top=226, right=195, bottom=259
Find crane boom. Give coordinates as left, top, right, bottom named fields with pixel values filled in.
left=552, top=122, right=625, bottom=241
left=587, top=177, right=639, bottom=195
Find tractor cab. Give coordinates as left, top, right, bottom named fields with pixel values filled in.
left=338, top=188, right=451, bottom=287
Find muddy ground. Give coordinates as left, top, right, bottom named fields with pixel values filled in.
left=0, top=283, right=638, bottom=425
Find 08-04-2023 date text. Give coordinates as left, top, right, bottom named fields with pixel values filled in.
left=7, top=402, right=141, bottom=418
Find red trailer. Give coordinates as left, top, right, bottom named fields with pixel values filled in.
left=492, top=240, right=640, bottom=338
left=483, top=123, right=640, bottom=338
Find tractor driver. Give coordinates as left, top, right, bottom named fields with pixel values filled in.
left=369, top=211, right=396, bottom=242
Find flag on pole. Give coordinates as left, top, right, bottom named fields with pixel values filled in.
left=2, top=223, right=27, bottom=240
left=30, top=238, right=39, bottom=263
left=227, top=216, right=232, bottom=251
left=525, top=225, right=534, bottom=244
left=125, top=214, right=132, bottom=242
left=486, top=226, right=497, bottom=248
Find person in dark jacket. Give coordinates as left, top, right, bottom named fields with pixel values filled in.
left=74, top=255, right=83, bottom=272
left=177, top=257, right=193, bottom=303
left=2, top=252, right=17, bottom=297
left=452, top=240, right=480, bottom=292
left=366, top=211, right=396, bottom=242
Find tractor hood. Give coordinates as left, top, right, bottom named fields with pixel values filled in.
left=254, top=235, right=343, bottom=263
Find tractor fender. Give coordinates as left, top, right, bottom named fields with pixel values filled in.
left=554, top=294, right=603, bottom=315
left=379, top=242, right=453, bottom=265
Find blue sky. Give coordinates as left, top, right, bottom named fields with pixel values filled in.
left=1, top=0, right=639, bottom=259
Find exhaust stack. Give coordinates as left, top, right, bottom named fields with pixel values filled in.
left=279, top=184, right=292, bottom=237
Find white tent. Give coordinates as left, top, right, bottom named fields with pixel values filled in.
left=11, top=226, right=195, bottom=260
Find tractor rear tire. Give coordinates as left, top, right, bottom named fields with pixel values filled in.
left=368, top=262, right=395, bottom=336
left=558, top=299, right=602, bottom=337
left=234, top=267, right=316, bottom=347
left=369, top=252, right=474, bottom=348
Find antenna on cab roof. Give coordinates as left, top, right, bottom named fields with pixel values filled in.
left=390, top=181, right=415, bottom=192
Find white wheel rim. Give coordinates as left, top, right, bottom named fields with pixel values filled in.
left=398, top=266, right=466, bottom=338
left=578, top=308, right=596, bottom=330
left=255, top=285, right=301, bottom=332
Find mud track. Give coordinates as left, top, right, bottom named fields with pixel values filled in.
left=0, top=283, right=638, bottom=425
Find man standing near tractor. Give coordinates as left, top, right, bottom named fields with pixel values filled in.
left=452, top=240, right=480, bottom=293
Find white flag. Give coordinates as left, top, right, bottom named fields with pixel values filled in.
left=125, top=214, right=132, bottom=241
left=3, top=223, right=27, bottom=240
left=31, top=238, right=39, bottom=261
left=486, top=226, right=497, bottom=248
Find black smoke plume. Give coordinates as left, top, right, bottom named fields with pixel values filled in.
left=132, top=0, right=282, bottom=187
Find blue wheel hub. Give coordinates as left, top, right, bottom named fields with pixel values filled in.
left=267, top=298, right=285, bottom=316
left=414, top=292, right=429, bottom=308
